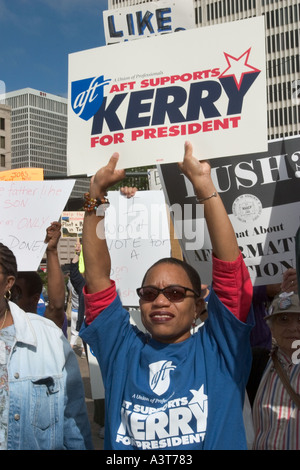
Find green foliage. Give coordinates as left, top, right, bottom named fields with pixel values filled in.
left=38, top=270, right=47, bottom=289
left=111, top=166, right=154, bottom=191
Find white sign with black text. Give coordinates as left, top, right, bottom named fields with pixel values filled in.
left=158, top=136, right=300, bottom=286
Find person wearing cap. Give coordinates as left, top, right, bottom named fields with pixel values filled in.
left=251, top=292, right=300, bottom=449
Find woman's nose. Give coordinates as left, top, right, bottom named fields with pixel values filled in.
left=152, top=292, right=170, bottom=305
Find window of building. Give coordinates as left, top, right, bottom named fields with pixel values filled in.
left=0, top=118, right=4, bottom=131
left=0, top=136, right=5, bottom=149
left=0, top=154, right=5, bottom=167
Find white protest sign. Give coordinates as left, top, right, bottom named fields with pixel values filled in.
left=0, top=180, right=75, bottom=271
left=68, top=16, right=267, bottom=174
left=104, top=190, right=171, bottom=306
left=103, top=0, right=195, bottom=44
left=158, top=135, right=300, bottom=286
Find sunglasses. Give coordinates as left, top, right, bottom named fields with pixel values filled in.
left=136, top=284, right=200, bottom=303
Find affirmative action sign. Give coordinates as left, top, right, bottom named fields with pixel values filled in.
left=68, top=16, right=267, bottom=174
left=158, top=136, right=300, bottom=286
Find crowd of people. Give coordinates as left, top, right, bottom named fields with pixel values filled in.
left=0, top=141, right=299, bottom=450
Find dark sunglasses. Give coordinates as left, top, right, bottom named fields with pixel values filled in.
left=136, top=284, right=200, bottom=303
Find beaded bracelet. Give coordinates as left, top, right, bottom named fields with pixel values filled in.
left=83, top=192, right=110, bottom=213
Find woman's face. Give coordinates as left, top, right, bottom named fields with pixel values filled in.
left=139, top=263, right=203, bottom=344
left=270, top=312, right=300, bottom=358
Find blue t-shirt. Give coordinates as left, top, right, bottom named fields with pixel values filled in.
left=80, top=289, right=253, bottom=450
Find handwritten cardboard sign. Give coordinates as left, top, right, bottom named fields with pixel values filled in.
left=0, top=180, right=75, bottom=271
left=68, top=16, right=267, bottom=174
left=105, top=190, right=171, bottom=306
left=0, top=168, right=44, bottom=181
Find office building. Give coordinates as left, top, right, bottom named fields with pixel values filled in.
left=0, top=104, right=12, bottom=171
left=4, top=88, right=89, bottom=198
left=107, top=0, right=300, bottom=139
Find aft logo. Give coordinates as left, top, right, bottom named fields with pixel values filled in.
left=71, top=75, right=111, bottom=121
left=149, top=360, right=176, bottom=396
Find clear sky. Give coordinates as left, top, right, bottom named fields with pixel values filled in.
left=0, top=0, right=108, bottom=98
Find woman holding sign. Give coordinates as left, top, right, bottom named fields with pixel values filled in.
left=80, top=141, right=254, bottom=450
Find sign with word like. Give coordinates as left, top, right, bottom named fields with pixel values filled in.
left=68, top=16, right=267, bottom=174
left=158, top=135, right=300, bottom=286
left=103, top=0, right=195, bottom=44
left=0, top=180, right=75, bottom=271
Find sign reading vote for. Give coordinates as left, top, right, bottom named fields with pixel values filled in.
left=0, top=180, right=75, bottom=271
left=104, top=190, right=171, bottom=306
left=68, top=17, right=267, bottom=175
left=103, top=0, right=195, bottom=44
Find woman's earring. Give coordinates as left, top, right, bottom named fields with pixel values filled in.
left=4, top=290, right=11, bottom=301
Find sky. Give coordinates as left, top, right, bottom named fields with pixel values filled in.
left=0, top=0, right=108, bottom=98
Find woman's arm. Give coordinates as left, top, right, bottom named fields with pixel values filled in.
left=179, top=141, right=240, bottom=261
left=82, top=153, right=125, bottom=294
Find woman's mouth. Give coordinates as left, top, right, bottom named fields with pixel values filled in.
left=149, top=311, right=175, bottom=323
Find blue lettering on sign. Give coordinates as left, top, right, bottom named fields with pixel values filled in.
left=90, top=73, right=260, bottom=134
left=71, top=76, right=111, bottom=121
left=108, top=8, right=174, bottom=39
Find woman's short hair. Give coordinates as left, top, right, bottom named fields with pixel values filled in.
left=141, top=257, right=201, bottom=296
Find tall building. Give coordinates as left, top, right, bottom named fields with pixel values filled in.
left=0, top=104, right=12, bottom=171
left=107, top=0, right=300, bottom=140
left=4, top=88, right=89, bottom=198
left=5, top=88, right=67, bottom=175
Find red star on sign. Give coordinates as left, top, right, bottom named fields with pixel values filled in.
left=219, top=48, right=260, bottom=89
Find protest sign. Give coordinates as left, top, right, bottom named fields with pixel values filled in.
left=68, top=16, right=267, bottom=174
left=103, top=0, right=195, bottom=44
left=0, top=180, right=75, bottom=271
left=61, top=211, right=84, bottom=237
left=158, top=135, right=300, bottom=286
left=0, top=168, right=44, bottom=181
left=105, top=190, right=171, bottom=306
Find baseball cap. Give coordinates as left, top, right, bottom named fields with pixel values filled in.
left=265, top=292, right=300, bottom=319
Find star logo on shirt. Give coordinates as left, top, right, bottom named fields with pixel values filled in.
left=189, top=385, right=208, bottom=412
left=219, top=48, right=260, bottom=89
